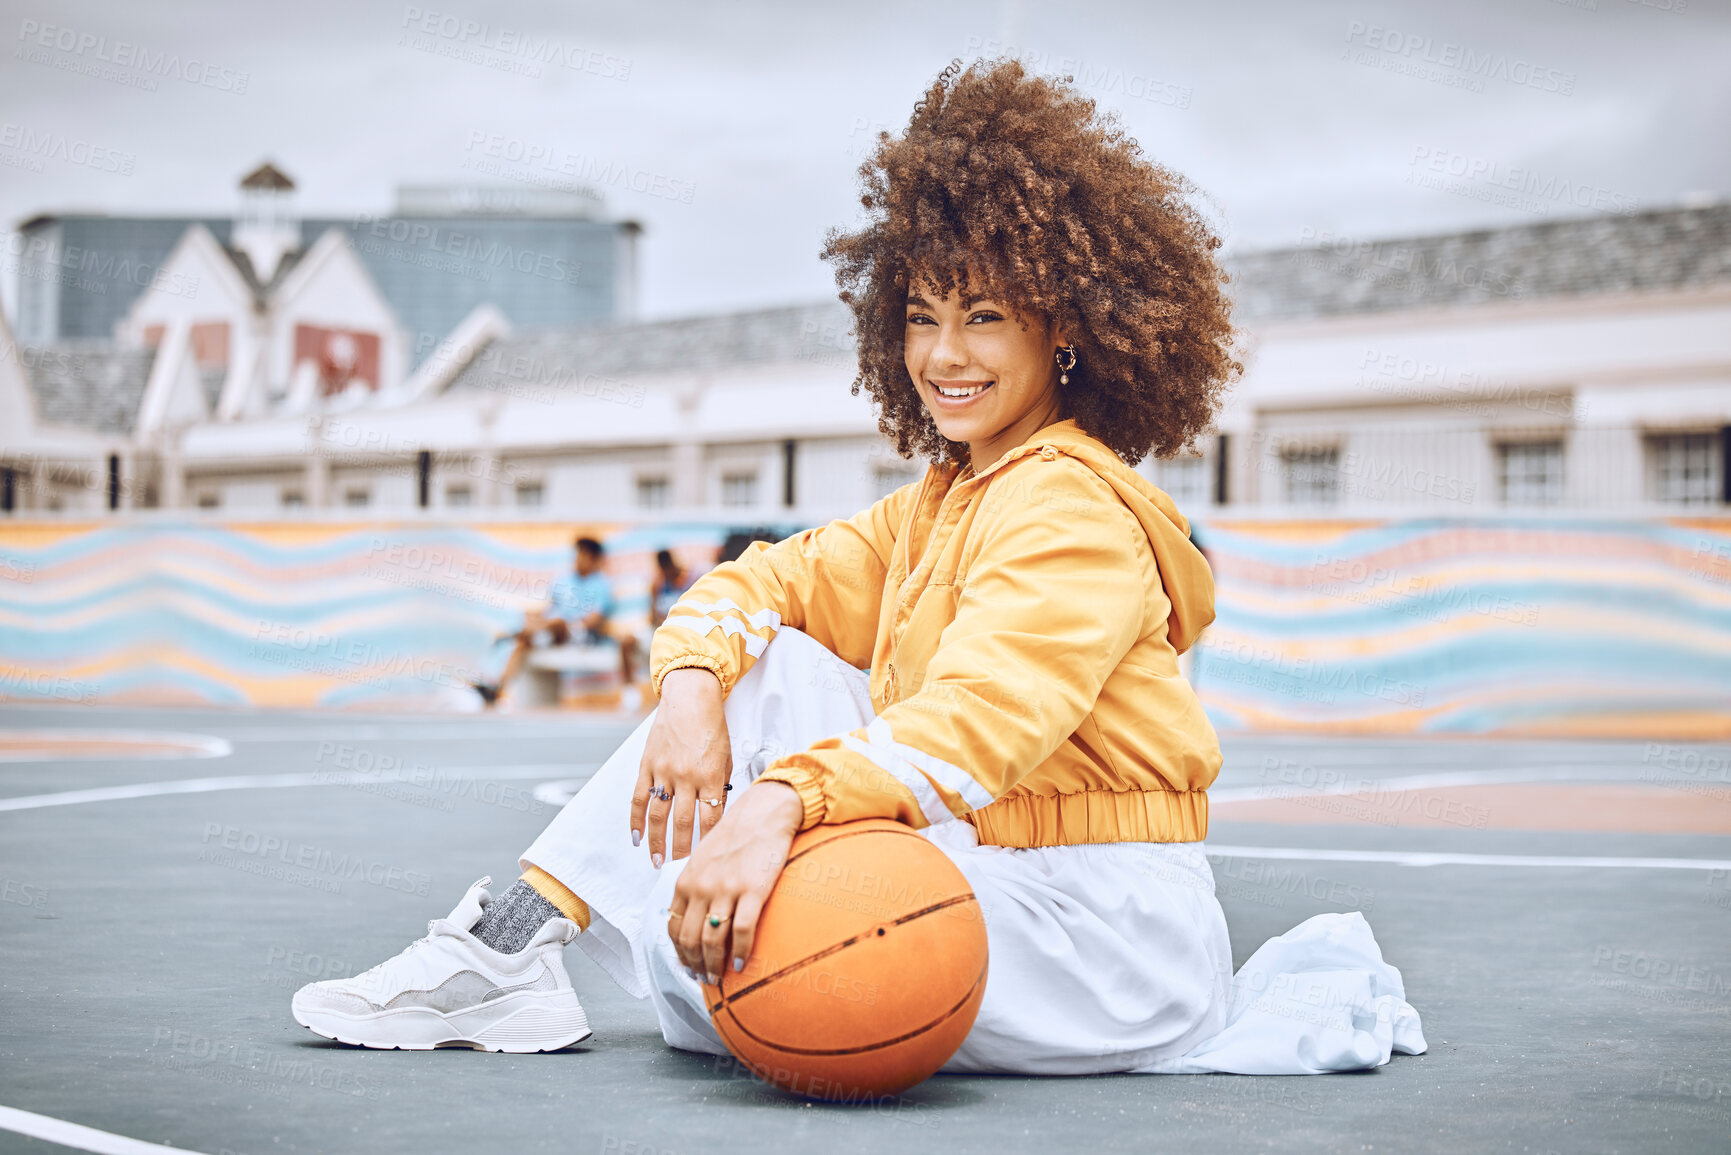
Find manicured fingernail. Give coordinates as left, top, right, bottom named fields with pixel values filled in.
left=631, top=830, right=641, bottom=847
left=651, top=853, right=663, bottom=869
left=706, top=973, right=719, bottom=986
left=732, top=957, right=745, bottom=972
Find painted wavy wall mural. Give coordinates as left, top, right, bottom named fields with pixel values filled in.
left=0, top=520, right=769, bottom=711
left=1, top=516, right=1728, bottom=736
left=1191, top=517, right=1731, bottom=739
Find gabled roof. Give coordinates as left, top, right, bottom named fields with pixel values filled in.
left=26, top=343, right=157, bottom=434
left=1226, top=202, right=1731, bottom=323
left=239, top=162, right=295, bottom=191
left=222, top=243, right=305, bottom=304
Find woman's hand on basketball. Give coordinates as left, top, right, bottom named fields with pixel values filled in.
left=669, top=779, right=804, bottom=983
left=632, top=667, right=733, bottom=865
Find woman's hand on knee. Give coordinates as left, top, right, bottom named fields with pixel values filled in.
left=632, top=667, right=731, bottom=866
left=667, top=780, right=804, bottom=983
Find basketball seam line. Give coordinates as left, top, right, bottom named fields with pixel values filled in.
left=715, top=964, right=989, bottom=1059
left=708, top=892, right=979, bottom=1009
left=780, top=825, right=923, bottom=870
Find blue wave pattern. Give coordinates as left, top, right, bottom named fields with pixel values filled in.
left=1, top=516, right=1728, bottom=734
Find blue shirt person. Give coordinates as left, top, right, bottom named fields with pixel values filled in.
left=549, top=568, right=617, bottom=643
left=473, top=536, right=616, bottom=707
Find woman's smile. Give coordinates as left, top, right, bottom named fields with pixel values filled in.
left=929, top=378, right=995, bottom=403
left=905, top=284, right=1067, bottom=467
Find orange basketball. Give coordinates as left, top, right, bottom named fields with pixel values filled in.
left=702, top=818, right=989, bottom=1101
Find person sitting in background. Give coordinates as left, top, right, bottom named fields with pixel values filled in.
left=649, top=549, right=693, bottom=629
left=473, top=536, right=615, bottom=708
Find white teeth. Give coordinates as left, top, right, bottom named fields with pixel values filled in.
left=935, top=382, right=990, bottom=398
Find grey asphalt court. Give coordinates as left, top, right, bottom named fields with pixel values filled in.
left=1, top=703, right=1729, bottom=1155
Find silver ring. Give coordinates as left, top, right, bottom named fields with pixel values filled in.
left=651, top=785, right=671, bottom=802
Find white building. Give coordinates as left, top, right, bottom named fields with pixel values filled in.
left=3, top=201, right=1728, bottom=520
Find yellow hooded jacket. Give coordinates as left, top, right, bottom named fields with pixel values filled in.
left=648, top=418, right=1222, bottom=848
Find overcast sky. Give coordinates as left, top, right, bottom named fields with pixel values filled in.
left=2, top=0, right=1727, bottom=324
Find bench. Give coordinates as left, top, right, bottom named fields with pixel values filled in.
left=516, top=643, right=619, bottom=708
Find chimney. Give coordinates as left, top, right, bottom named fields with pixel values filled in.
left=233, top=161, right=299, bottom=284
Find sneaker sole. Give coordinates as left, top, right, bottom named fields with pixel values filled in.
left=292, top=990, right=592, bottom=1053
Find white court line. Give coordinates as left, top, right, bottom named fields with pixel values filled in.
left=0, top=1104, right=214, bottom=1155
left=1208, top=765, right=1646, bottom=804
left=0, top=765, right=592, bottom=813
left=1208, top=845, right=1731, bottom=871
left=8, top=768, right=1727, bottom=873
left=0, top=730, right=233, bottom=762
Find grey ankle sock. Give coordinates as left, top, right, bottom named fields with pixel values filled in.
left=472, top=880, right=562, bottom=954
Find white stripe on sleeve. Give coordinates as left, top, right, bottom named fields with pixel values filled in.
left=839, top=733, right=954, bottom=826
left=663, top=612, right=771, bottom=657
left=838, top=716, right=996, bottom=823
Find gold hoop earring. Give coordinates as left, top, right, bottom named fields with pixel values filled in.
left=1055, top=345, right=1077, bottom=386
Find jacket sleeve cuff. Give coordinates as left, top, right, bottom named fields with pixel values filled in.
left=651, top=652, right=729, bottom=698
left=754, top=760, right=828, bottom=831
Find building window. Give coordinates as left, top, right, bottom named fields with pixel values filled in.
left=195, top=492, right=220, bottom=509
left=344, top=488, right=370, bottom=508
left=872, top=464, right=923, bottom=500
left=1154, top=455, right=1210, bottom=507
left=721, top=472, right=758, bottom=508
left=445, top=485, right=472, bottom=508
left=515, top=482, right=544, bottom=508
left=636, top=476, right=670, bottom=509
left=1281, top=446, right=1339, bottom=507
left=281, top=490, right=305, bottom=509
left=1497, top=440, right=1564, bottom=506
left=1646, top=432, right=1720, bottom=505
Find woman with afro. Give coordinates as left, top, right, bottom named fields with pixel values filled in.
left=293, top=59, right=1424, bottom=1077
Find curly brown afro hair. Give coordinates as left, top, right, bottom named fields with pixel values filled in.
left=822, top=58, right=1240, bottom=467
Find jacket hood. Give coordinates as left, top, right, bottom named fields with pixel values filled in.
left=974, top=419, right=1217, bottom=654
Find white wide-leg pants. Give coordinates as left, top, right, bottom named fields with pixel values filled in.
left=518, top=627, right=1425, bottom=1075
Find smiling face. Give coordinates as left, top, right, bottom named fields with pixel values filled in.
left=903, top=279, right=1069, bottom=470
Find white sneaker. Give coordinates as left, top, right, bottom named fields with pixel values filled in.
left=291, top=877, right=592, bottom=1052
